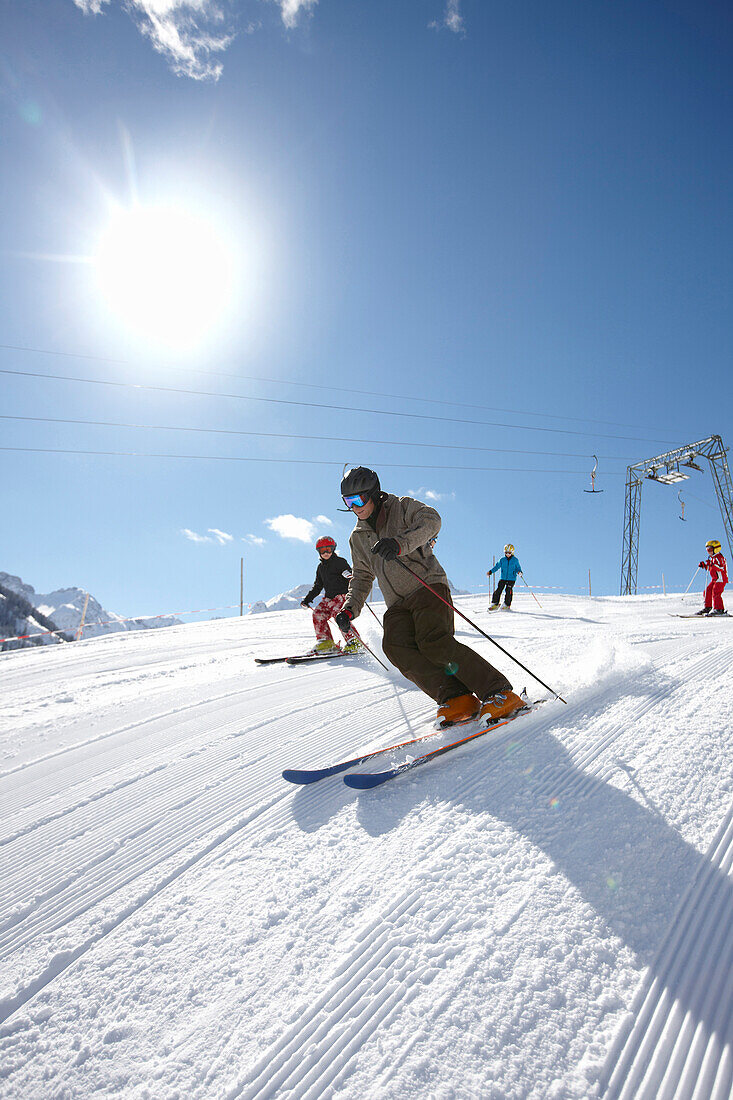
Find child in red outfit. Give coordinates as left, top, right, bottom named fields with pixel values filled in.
left=300, top=536, right=360, bottom=653
left=697, top=539, right=728, bottom=616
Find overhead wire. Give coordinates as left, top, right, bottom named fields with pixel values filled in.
left=0, top=366, right=681, bottom=445
left=0, top=444, right=626, bottom=474
left=0, top=341, right=673, bottom=433
left=0, top=413, right=634, bottom=461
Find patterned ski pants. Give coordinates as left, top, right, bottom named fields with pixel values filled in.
left=312, top=593, right=357, bottom=643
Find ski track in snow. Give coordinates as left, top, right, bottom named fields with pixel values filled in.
left=0, top=595, right=731, bottom=1099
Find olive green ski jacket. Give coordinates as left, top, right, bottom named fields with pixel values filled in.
left=343, top=493, right=449, bottom=617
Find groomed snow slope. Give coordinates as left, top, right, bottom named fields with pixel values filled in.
left=1, top=594, right=731, bottom=1100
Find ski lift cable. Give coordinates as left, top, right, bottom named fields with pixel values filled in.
left=0, top=444, right=628, bottom=475
left=0, top=367, right=684, bottom=447
left=0, top=342, right=679, bottom=436
left=0, top=414, right=636, bottom=462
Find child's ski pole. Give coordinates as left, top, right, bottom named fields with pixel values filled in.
left=520, top=575, right=543, bottom=610
left=683, top=567, right=700, bottom=597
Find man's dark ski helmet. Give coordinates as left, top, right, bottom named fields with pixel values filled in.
left=340, top=466, right=380, bottom=501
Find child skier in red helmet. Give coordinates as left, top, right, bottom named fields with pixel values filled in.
left=301, top=536, right=361, bottom=655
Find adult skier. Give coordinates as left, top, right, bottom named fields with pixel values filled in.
left=487, top=544, right=522, bottom=610
left=334, top=467, right=524, bottom=726
left=695, top=539, right=728, bottom=616
left=301, top=536, right=361, bottom=654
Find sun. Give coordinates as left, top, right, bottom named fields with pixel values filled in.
left=95, top=204, right=235, bottom=349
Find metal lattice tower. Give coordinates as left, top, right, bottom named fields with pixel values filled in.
left=620, top=435, right=733, bottom=595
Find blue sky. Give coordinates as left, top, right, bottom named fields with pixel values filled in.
left=1, top=0, right=731, bottom=619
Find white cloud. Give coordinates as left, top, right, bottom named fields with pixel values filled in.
left=265, top=514, right=316, bottom=544
left=208, top=528, right=233, bottom=544
left=407, top=487, right=456, bottom=503
left=314, top=515, right=333, bottom=527
left=72, top=0, right=235, bottom=81
left=182, top=526, right=235, bottom=544
left=276, top=0, right=318, bottom=30
left=430, top=0, right=465, bottom=34
left=182, top=527, right=213, bottom=543
left=242, top=534, right=266, bottom=546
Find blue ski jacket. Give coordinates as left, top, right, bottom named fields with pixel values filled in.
left=489, top=555, right=522, bottom=582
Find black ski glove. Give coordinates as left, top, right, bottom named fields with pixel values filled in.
left=372, top=537, right=400, bottom=561
left=698, top=562, right=707, bottom=569
left=300, top=600, right=311, bottom=609
left=335, top=610, right=353, bottom=633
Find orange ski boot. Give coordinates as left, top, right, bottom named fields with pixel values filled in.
left=436, top=693, right=481, bottom=727
left=479, top=691, right=526, bottom=726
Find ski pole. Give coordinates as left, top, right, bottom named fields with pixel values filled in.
left=394, top=559, right=567, bottom=704
left=365, top=602, right=383, bottom=627
left=349, top=622, right=390, bottom=672
left=683, top=567, right=700, bottom=597
left=519, top=575, right=543, bottom=610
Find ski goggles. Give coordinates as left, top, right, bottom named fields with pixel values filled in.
left=342, top=492, right=370, bottom=509
left=318, top=547, right=334, bottom=556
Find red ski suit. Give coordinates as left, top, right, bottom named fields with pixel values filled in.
left=701, top=552, right=728, bottom=611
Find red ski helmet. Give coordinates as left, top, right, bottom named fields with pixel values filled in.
left=316, top=536, right=337, bottom=553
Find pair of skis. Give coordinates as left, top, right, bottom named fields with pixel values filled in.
left=255, top=651, right=355, bottom=666
left=669, top=612, right=729, bottom=619
left=282, top=699, right=544, bottom=790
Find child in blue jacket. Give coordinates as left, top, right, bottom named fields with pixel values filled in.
left=487, top=544, right=522, bottom=610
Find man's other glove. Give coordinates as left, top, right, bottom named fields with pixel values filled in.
left=300, top=600, right=311, bottom=609
left=335, top=610, right=353, bottom=633
left=699, top=562, right=707, bottom=569
left=372, top=537, right=400, bottom=561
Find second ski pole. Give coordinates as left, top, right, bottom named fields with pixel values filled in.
left=520, top=575, right=543, bottom=610
left=683, top=567, right=700, bottom=597
left=394, top=559, right=567, bottom=704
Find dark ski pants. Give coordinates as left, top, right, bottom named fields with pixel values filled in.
left=492, top=579, right=515, bottom=607
left=382, top=583, right=512, bottom=705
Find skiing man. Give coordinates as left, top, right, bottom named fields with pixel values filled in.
left=334, top=467, right=525, bottom=726
left=487, top=544, right=522, bottom=610
left=301, top=536, right=361, bottom=655
left=695, top=539, right=728, bottom=616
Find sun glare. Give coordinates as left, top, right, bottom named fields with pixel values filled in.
left=95, top=205, right=235, bottom=349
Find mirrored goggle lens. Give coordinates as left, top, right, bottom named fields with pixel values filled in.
left=343, top=492, right=369, bottom=508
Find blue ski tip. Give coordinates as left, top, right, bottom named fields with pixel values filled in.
left=343, top=770, right=394, bottom=790
left=282, top=764, right=352, bottom=784
left=282, top=769, right=326, bottom=784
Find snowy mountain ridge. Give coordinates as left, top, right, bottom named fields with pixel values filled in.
left=0, top=571, right=181, bottom=641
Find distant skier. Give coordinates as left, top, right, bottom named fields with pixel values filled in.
left=301, top=537, right=361, bottom=654
left=487, top=544, right=522, bottom=610
left=334, top=467, right=524, bottom=726
left=695, top=539, right=728, bottom=616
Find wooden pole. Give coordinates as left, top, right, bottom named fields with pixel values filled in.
left=240, top=558, right=244, bottom=616
left=588, top=569, right=592, bottom=597
left=662, top=572, right=666, bottom=596
left=76, top=592, right=90, bottom=641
